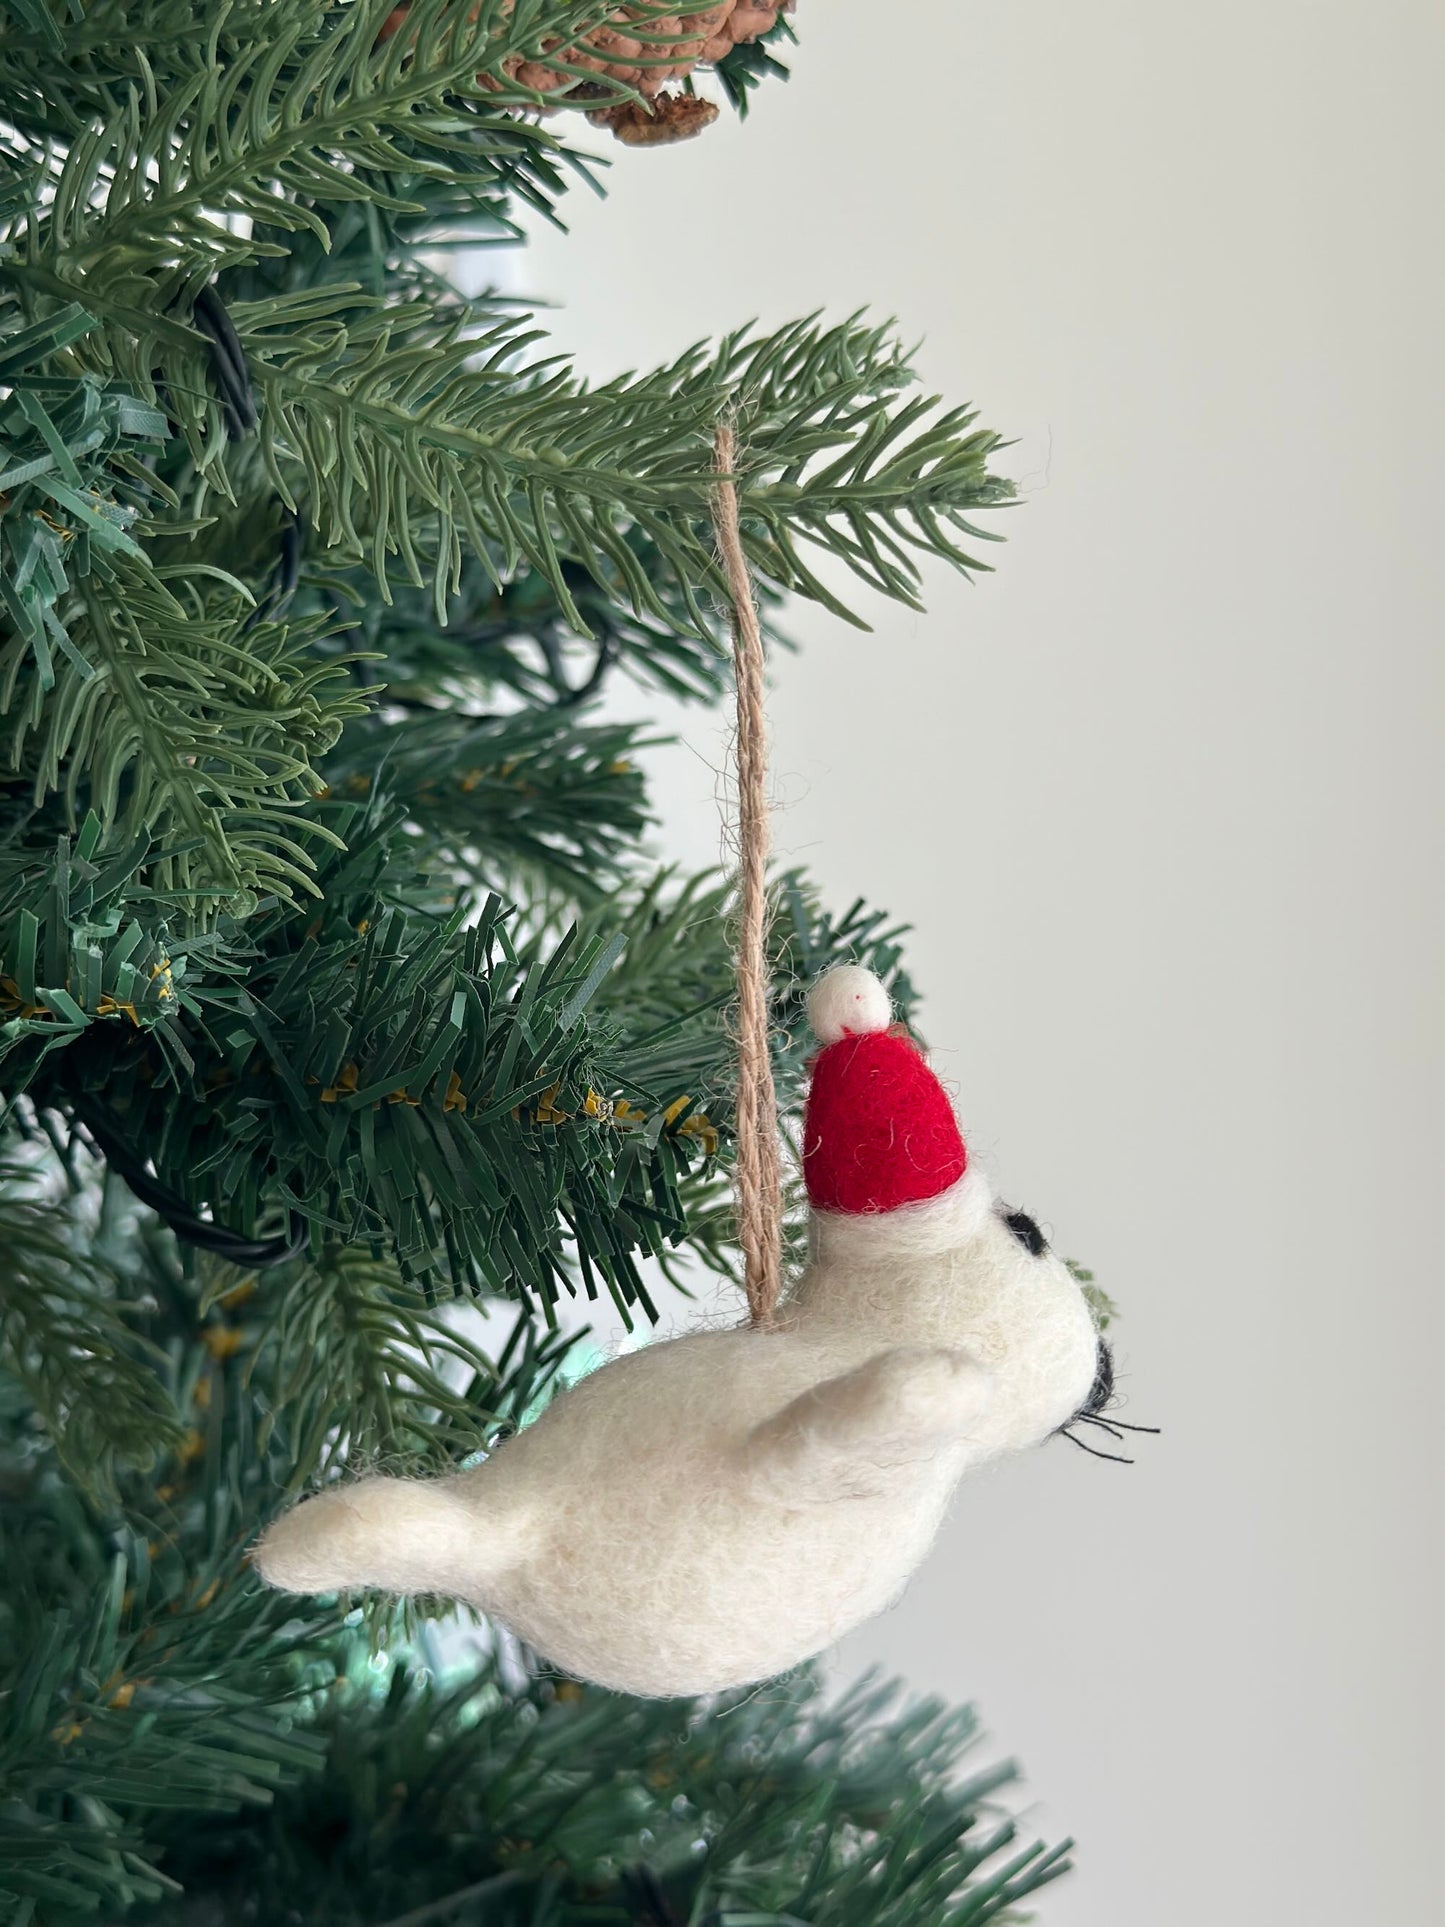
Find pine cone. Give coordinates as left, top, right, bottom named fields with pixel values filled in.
left=378, top=2, right=794, bottom=144
left=592, top=92, right=720, bottom=145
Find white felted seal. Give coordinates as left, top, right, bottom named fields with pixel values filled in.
left=255, top=969, right=1103, bottom=1698
left=806, top=962, right=892, bottom=1044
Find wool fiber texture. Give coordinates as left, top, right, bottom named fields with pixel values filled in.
left=255, top=969, right=1101, bottom=1696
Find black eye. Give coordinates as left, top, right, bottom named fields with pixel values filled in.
left=1002, top=1209, right=1048, bottom=1256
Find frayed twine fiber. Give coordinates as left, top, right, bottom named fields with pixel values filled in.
left=711, top=419, right=783, bottom=1330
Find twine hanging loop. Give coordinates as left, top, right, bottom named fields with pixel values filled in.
left=710, top=421, right=784, bottom=1330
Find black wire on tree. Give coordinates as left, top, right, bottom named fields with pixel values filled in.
left=618, top=1868, right=691, bottom=1927
left=80, top=1108, right=308, bottom=1269
left=537, top=625, right=618, bottom=706
left=191, top=282, right=258, bottom=441
left=242, top=504, right=306, bottom=633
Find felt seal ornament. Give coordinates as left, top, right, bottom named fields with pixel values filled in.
left=254, top=962, right=1111, bottom=1696
left=256, top=424, right=1149, bottom=1693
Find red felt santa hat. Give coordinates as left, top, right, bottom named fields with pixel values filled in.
left=802, top=966, right=967, bottom=1215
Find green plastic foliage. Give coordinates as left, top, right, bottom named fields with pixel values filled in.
left=236, top=304, right=1014, bottom=632
left=136, top=1661, right=1071, bottom=1927
left=2, top=6, right=1013, bottom=634
left=0, top=0, right=1014, bottom=1478
left=0, top=1305, right=338, bottom=1916
left=1068, top=1260, right=1119, bottom=1332
left=245, top=1245, right=578, bottom=1492
left=0, top=305, right=168, bottom=673
left=1, top=0, right=1013, bottom=937
left=0, top=1210, right=1069, bottom=1925
left=359, top=532, right=744, bottom=710
left=324, top=705, right=656, bottom=904
left=0, top=313, right=372, bottom=909
left=0, top=8, right=1073, bottom=1918
left=6, top=0, right=667, bottom=253
left=2, top=802, right=921, bottom=1315
left=2, top=581, right=371, bottom=905
left=0, top=1165, right=185, bottom=1496
left=714, top=2, right=797, bottom=117
left=0, top=1195, right=587, bottom=1914
left=0, top=815, right=187, bottom=1079
left=585, top=872, right=922, bottom=1286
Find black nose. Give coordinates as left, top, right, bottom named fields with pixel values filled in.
left=1081, top=1337, right=1116, bottom=1418
left=1001, top=1209, right=1048, bottom=1256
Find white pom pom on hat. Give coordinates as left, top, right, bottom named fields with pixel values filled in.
left=806, top=964, right=893, bottom=1045
left=803, top=965, right=969, bottom=1215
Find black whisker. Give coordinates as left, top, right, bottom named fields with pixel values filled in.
left=1062, top=1427, right=1135, bottom=1464
left=1060, top=1335, right=1161, bottom=1460
left=1079, top=1414, right=1126, bottom=1441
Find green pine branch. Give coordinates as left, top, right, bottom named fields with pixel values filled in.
left=0, top=1174, right=1069, bottom=1925
left=6, top=0, right=662, bottom=265
left=0, top=302, right=169, bottom=673
left=239, top=304, right=1013, bottom=630
left=1, top=791, right=927, bottom=1316
left=713, top=3, right=797, bottom=116
left=1, top=572, right=371, bottom=908
left=244, top=1249, right=576, bottom=1493
left=323, top=705, right=655, bottom=903
left=0, top=1482, right=337, bottom=1917
left=353, top=535, right=744, bottom=711
left=131, top=1656, right=1071, bottom=1927
left=0, top=1163, right=185, bottom=1497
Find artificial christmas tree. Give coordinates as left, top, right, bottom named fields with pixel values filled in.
left=0, top=1, right=1076, bottom=1917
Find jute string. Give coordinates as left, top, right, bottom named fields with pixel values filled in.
left=710, top=420, right=784, bottom=1330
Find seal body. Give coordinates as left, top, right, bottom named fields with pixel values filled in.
left=255, top=1156, right=1099, bottom=1695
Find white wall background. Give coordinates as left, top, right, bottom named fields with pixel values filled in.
left=515, top=5, right=1444, bottom=1922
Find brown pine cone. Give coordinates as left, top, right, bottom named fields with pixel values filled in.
left=508, top=6, right=790, bottom=97
left=379, top=2, right=794, bottom=141
left=593, top=92, right=721, bottom=145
